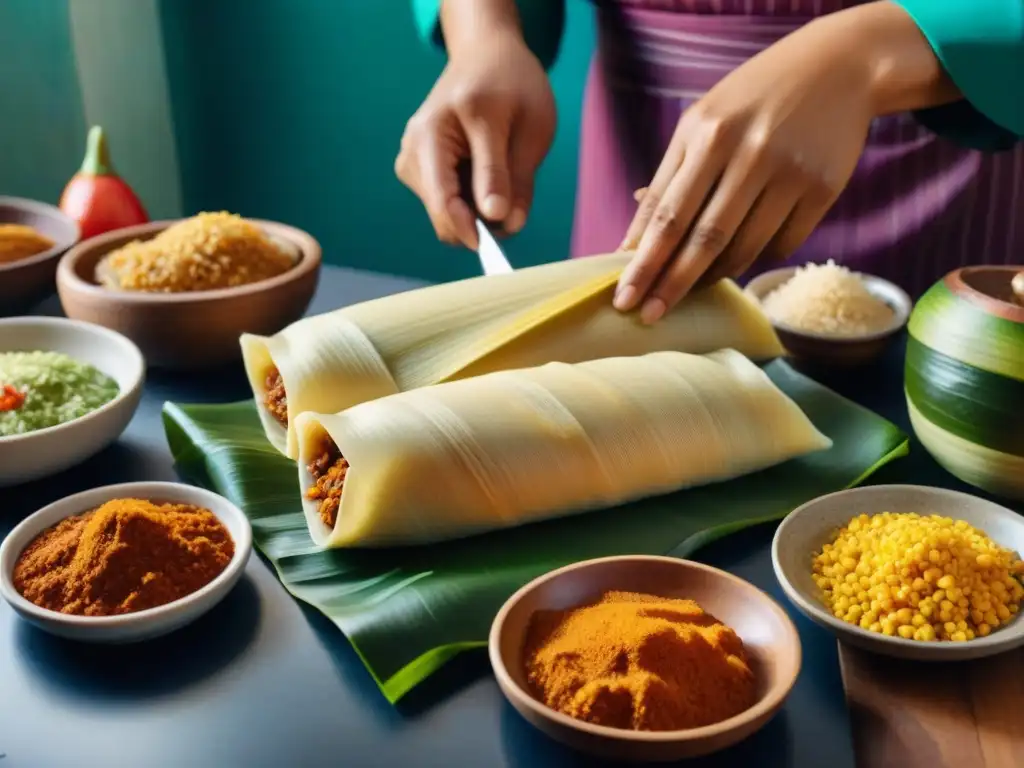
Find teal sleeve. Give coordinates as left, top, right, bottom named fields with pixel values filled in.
left=893, top=0, right=1023, bottom=150
left=409, top=0, right=565, bottom=70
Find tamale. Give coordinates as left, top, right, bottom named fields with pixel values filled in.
left=294, top=349, right=829, bottom=548
left=243, top=253, right=784, bottom=458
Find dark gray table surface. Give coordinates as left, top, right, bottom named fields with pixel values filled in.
left=0, top=266, right=976, bottom=768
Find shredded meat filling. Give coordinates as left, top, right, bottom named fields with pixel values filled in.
left=306, top=437, right=349, bottom=529
left=264, top=366, right=288, bottom=427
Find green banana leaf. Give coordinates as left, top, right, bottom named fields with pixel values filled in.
left=163, top=360, right=908, bottom=704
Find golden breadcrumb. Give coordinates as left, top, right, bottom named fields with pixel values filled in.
left=97, top=212, right=294, bottom=293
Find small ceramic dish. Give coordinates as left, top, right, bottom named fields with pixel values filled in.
left=773, top=484, right=1024, bottom=662
left=57, top=218, right=321, bottom=369
left=0, top=481, right=253, bottom=643
left=489, top=555, right=801, bottom=762
left=0, top=196, right=80, bottom=315
left=745, top=266, right=911, bottom=368
left=0, top=317, right=145, bottom=487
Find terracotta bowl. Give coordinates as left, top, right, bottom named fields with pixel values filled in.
left=56, top=219, right=320, bottom=369
left=745, top=267, right=911, bottom=369
left=905, top=266, right=1024, bottom=500
left=0, top=196, right=80, bottom=316
left=489, top=555, right=801, bottom=762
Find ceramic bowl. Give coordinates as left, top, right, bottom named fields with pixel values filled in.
left=56, top=218, right=321, bottom=369
left=489, top=555, right=801, bottom=762
left=0, top=317, right=145, bottom=487
left=0, top=481, right=252, bottom=643
left=773, top=484, right=1024, bottom=662
left=905, top=267, right=1024, bottom=500
left=0, top=196, right=80, bottom=315
left=745, top=267, right=911, bottom=368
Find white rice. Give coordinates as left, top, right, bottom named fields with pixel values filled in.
left=759, top=260, right=895, bottom=337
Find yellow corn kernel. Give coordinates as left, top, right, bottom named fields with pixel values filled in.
left=897, top=625, right=915, bottom=639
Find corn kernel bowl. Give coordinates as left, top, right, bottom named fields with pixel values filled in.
left=772, top=485, right=1024, bottom=661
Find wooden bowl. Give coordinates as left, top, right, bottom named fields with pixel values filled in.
left=56, top=219, right=320, bottom=369
left=906, top=266, right=1024, bottom=500
left=489, top=555, right=801, bottom=762
left=745, top=267, right=911, bottom=369
left=0, top=196, right=80, bottom=315
left=773, top=485, right=1024, bottom=661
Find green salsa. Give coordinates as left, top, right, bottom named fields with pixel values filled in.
left=0, top=351, right=120, bottom=437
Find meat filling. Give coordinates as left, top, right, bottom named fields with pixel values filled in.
left=264, top=366, right=288, bottom=427
left=306, top=436, right=349, bottom=529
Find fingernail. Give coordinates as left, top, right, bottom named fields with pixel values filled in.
left=640, top=298, right=666, bottom=325
left=506, top=207, right=526, bottom=234
left=613, top=284, right=637, bottom=311
left=481, top=194, right=508, bottom=220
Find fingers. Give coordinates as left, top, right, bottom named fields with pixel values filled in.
left=396, top=117, right=478, bottom=248
left=615, top=134, right=728, bottom=316
left=695, top=185, right=801, bottom=288
left=464, top=117, right=513, bottom=223
left=505, top=129, right=545, bottom=235
left=763, top=189, right=837, bottom=263
left=619, top=129, right=688, bottom=252
left=634, top=155, right=771, bottom=321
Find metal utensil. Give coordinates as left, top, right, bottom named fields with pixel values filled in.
left=475, top=219, right=513, bottom=275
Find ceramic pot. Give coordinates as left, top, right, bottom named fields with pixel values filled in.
left=905, top=266, right=1024, bottom=499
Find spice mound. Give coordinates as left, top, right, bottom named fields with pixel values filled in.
left=13, top=498, right=235, bottom=617
left=524, top=591, right=757, bottom=731
left=306, top=434, right=348, bottom=529
left=0, top=224, right=54, bottom=265
left=760, top=260, right=895, bottom=337
left=96, top=212, right=294, bottom=293
left=0, top=350, right=120, bottom=437
left=813, top=512, right=1024, bottom=642
left=264, top=365, right=288, bottom=427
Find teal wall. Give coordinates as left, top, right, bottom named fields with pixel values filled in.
left=158, top=0, right=594, bottom=282
left=2, top=0, right=594, bottom=283
left=0, top=0, right=85, bottom=204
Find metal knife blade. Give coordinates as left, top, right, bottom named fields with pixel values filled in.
left=475, top=219, right=513, bottom=275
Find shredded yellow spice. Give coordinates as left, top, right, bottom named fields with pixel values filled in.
left=813, top=512, right=1024, bottom=642
left=98, top=212, right=294, bottom=293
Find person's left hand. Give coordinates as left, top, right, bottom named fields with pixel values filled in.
left=614, top=10, right=881, bottom=324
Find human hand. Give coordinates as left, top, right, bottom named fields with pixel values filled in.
left=396, top=31, right=555, bottom=248
left=615, top=10, right=885, bottom=323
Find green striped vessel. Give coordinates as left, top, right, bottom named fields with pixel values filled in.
left=906, top=267, right=1024, bottom=500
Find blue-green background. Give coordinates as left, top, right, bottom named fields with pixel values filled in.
left=0, top=0, right=595, bottom=282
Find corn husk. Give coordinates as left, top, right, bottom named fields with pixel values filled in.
left=242, top=253, right=784, bottom=458
left=294, top=350, right=830, bottom=547
left=163, top=360, right=909, bottom=702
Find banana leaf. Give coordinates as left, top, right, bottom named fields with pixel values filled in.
left=163, top=359, right=908, bottom=704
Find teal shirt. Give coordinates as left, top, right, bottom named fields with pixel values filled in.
left=411, top=0, right=1022, bottom=149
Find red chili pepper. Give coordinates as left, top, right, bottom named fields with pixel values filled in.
left=0, top=384, right=25, bottom=412
left=60, top=125, right=149, bottom=241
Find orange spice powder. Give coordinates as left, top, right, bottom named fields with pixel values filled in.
left=13, top=498, right=234, bottom=616
left=524, top=591, right=757, bottom=731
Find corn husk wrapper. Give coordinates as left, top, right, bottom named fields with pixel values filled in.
left=242, top=253, right=783, bottom=458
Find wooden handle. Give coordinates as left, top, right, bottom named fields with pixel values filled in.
left=1013, top=270, right=1024, bottom=304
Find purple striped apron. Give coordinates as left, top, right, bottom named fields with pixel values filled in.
left=571, top=0, right=1024, bottom=297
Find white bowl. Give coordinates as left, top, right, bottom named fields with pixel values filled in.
left=0, top=481, right=253, bottom=643
left=773, top=485, right=1024, bottom=661
left=0, top=316, right=145, bottom=486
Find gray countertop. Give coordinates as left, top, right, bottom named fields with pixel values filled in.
left=0, top=265, right=917, bottom=768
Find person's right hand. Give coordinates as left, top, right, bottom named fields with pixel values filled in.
left=395, top=33, right=556, bottom=248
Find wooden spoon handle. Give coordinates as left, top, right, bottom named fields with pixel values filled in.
left=1012, top=270, right=1024, bottom=305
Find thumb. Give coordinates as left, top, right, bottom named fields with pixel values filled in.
left=465, top=119, right=512, bottom=222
